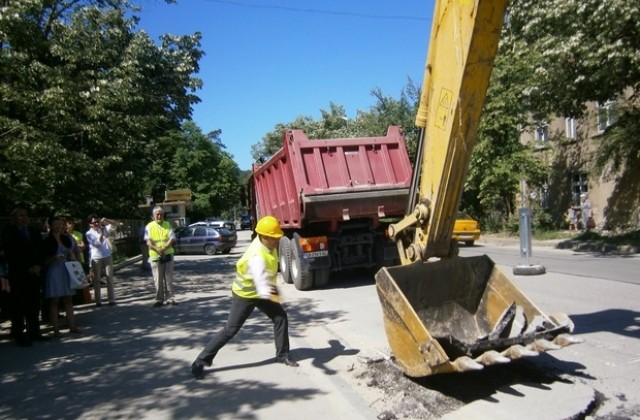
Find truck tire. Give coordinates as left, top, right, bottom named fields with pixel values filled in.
left=290, top=243, right=313, bottom=291
left=279, top=236, right=292, bottom=284
left=204, top=244, right=217, bottom=255
left=313, top=267, right=330, bottom=288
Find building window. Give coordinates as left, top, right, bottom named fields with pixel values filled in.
left=534, top=123, right=549, bottom=142
left=597, top=101, right=617, bottom=132
left=571, top=173, right=588, bottom=205
left=565, top=118, right=577, bottom=139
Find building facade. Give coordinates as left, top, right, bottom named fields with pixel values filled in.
left=520, top=100, right=639, bottom=231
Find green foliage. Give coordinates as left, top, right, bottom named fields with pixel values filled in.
left=250, top=82, right=421, bottom=163
left=531, top=207, right=556, bottom=232
left=593, top=104, right=640, bottom=178
left=505, top=0, right=640, bottom=184
left=463, top=48, right=547, bottom=223
left=145, top=122, right=241, bottom=222
left=506, top=0, right=640, bottom=119
left=0, top=0, right=203, bottom=218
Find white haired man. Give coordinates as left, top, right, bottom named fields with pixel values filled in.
left=145, top=206, right=177, bottom=306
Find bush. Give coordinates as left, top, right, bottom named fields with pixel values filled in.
left=532, top=207, right=556, bottom=232
left=502, top=207, right=556, bottom=236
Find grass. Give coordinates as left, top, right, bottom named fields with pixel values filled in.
left=531, top=230, right=577, bottom=241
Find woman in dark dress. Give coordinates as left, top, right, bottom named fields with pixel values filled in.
left=43, top=216, right=80, bottom=337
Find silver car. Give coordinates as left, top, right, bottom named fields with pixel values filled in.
left=174, top=225, right=237, bottom=255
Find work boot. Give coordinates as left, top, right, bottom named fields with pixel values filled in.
left=191, top=361, right=205, bottom=380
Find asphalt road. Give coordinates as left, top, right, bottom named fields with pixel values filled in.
left=460, top=240, right=640, bottom=285
left=0, top=231, right=638, bottom=419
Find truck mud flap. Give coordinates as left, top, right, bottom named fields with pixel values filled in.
left=375, top=255, right=581, bottom=377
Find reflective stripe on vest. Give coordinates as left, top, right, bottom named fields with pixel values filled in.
left=232, top=237, right=278, bottom=299
left=147, top=221, right=174, bottom=259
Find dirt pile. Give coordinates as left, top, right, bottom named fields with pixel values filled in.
left=352, top=357, right=463, bottom=419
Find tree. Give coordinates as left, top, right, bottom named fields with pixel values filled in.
left=0, top=0, right=203, bottom=217
left=505, top=0, right=640, bottom=119
left=463, top=40, right=547, bottom=227
left=251, top=81, right=421, bottom=163
left=357, top=81, right=421, bottom=159
left=145, top=122, right=241, bottom=221
left=498, top=0, right=640, bottom=228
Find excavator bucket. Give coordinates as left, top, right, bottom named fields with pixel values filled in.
left=375, top=255, right=579, bottom=377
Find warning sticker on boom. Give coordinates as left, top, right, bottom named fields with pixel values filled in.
left=435, top=88, right=453, bottom=130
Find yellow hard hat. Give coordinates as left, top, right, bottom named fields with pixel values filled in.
left=255, top=215, right=284, bottom=238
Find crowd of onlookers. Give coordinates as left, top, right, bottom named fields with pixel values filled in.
left=0, top=206, right=121, bottom=346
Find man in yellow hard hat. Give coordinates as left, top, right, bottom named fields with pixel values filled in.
left=191, top=215, right=298, bottom=379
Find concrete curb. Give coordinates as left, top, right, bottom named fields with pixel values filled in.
left=556, top=240, right=638, bottom=254
left=479, top=235, right=638, bottom=255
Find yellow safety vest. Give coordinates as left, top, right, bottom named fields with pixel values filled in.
left=232, top=237, right=278, bottom=299
left=147, top=221, right=175, bottom=260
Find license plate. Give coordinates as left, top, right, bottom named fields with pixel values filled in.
left=303, top=250, right=329, bottom=258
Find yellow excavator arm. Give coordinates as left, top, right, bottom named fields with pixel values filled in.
left=390, top=0, right=507, bottom=263
left=376, top=0, right=581, bottom=377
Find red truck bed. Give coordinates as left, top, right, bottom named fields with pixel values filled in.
left=252, top=126, right=413, bottom=231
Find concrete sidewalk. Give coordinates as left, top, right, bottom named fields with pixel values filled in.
left=0, top=254, right=380, bottom=419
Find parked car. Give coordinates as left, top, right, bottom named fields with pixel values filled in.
left=190, top=220, right=236, bottom=231
left=240, top=214, right=252, bottom=230
left=207, top=220, right=236, bottom=231
left=174, top=225, right=237, bottom=255
left=452, top=211, right=481, bottom=246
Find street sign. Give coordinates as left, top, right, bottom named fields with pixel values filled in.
left=165, top=189, right=192, bottom=201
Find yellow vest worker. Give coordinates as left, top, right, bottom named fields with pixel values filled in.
left=145, top=207, right=177, bottom=306
left=191, top=215, right=298, bottom=380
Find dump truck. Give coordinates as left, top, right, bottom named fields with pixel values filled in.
left=375, top=0, right=581, bottom=377
left=249, top=126, right=413, bottom=290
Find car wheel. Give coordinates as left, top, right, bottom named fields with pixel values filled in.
left=291, top=242, right=313, bottom=291
left=204, top=244, right=217, bottom=255
left=279, top=237, right=292, bottom=284
left=465, top=240, right=475, bottom=246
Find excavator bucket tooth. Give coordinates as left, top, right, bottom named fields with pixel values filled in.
left=553, top=333, right=584, bottom=347
left=375, top=255, right=574, bottom=377
left=502, top=344, right=539, bottom=360
left=451, top=356, right=484, bottom=372
left=475, top=350, right=510, bottom=366
left=528, top=338, right=561, bottom=352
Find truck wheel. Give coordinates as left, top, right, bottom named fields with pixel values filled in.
left=279, top=237, right=292, bottom=284
left=291, top=243, right=313, bottom=291
left=465, top=240, right=475, bottom=246
left=204, top=244, right=217, bottom=255
left=313, top=268, right=330, bottom=288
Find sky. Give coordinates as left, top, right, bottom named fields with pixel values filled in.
left=135, top=0, right=433, bottom=170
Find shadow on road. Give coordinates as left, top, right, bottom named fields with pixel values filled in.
left=570, top=308, right=640, bottom=339
left=0, top=252, right=354, bottom=419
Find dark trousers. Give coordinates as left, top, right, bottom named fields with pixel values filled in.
left=9, top=276, right=42, bottom=339
left=195, top=293, right=290, bottom=366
